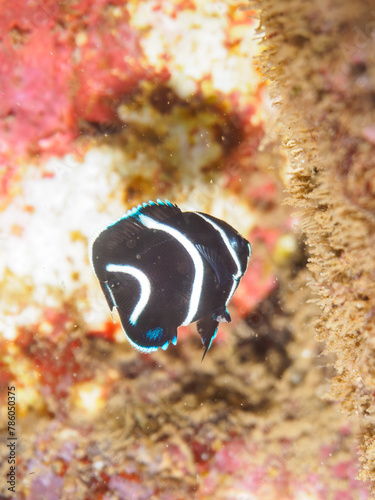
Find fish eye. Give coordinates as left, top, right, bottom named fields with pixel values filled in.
left=230, top=234, right=243, bottom=251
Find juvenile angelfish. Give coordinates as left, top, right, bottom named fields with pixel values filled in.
left=91, top=200, right=251, bottom=359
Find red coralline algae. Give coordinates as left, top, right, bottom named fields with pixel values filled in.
left=247, top=180, right=278, bottom=209
left=232, top=256, right=276, bottom=317
left=214, top=439, right=244, bottom=474
left=30, top=339, right=86, bottom=401
left=108, top=474, right=154, bottom=500
left=0, top=1, right=75, bottom=163
left=200, top=436, right=369, bottom=500
left=29, top=470, right=64, bottom=500
left=0, top=0, right=167, bottom=170
left=250, top=227, right=282, bottom=252
left=86, top=320, right=118, bottom=342
left=71, top=0, right=155, bottom=123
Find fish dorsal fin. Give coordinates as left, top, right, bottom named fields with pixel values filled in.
left=135, top=199, right=182, bottom=222
left=108, top=200, right=181, bottom=238
left=108, top=216, right=143, bottom=240
left=195, top=244, right=229, bottom=284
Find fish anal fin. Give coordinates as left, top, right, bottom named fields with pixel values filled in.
left=197, top=316, right=219, bottom=361
left=134, top=326, right=177, bottom=353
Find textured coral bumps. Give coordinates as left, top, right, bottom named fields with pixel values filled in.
left=257, top=0, right=375, bottom=493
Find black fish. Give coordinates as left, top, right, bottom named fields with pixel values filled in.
left=91, top=200, right=251, bottom=359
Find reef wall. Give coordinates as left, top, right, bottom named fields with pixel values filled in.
left=257, top=0, right=375, bottom=492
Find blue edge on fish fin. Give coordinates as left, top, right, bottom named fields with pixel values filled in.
left=125, top=327, right=177, bottom=354
left=201, top=326, right=218, bottom=362
left=131, top=199, right=174, bottom=216
left=107, top=200, right=177, bottom=230
left=197, top=316, right=220, bottom=362
left=122, top=199, right=180, bottom=225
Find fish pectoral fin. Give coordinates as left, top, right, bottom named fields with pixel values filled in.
left=110, top=307, right=121, bottom=325
left=102, top=282, right=117, bottom=311
left=197, top=316, right=219, bottom=361
left=195, top=244, right=229, bottom=284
